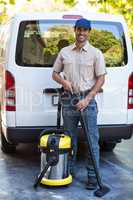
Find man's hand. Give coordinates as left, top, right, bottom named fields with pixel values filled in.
left=62, top=79, right=73, bottom=94
left=52, top=72, right=73, bottom=94
left=76, top=97, right=91, bottom=111
left=76, top=75, right=105, bottom=111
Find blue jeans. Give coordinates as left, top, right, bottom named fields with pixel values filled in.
left=61, top=92, right=99, bottom=177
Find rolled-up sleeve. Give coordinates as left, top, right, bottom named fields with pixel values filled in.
left=94, top=50, right=107, bottom=77
left=53, top=50, right=63, bottom=73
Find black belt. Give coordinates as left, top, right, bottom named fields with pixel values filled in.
left=63, top=89, right=91, bottom=96
left=73, top=89, right=91, bottom=96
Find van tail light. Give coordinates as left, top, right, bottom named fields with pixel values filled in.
left=128, top=72, right=133, bottom=109
left=5, top=70, right=16, bottom=111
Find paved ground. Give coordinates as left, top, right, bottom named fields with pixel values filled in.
left=0, top=137, right=133, bottom=200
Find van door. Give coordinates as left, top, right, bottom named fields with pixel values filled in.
left=90, top=21, right=129, bottom=125
left=15, top=20, right=75, bottom=126
left=15, top=19, right=129, bottom=126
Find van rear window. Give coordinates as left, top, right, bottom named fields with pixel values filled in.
left=16, top=20, right=127, bottom=68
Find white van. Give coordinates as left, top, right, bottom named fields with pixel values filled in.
left=0, top=12, right=133, bottom=153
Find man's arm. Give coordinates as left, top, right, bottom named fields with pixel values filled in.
left=52, top=71, right=65, bottom=86
left=86, top=74, right=105, bottom=101
left=52, top=71, right=73, bottom=93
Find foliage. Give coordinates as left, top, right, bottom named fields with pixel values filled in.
left=0, top=0, right=15, bottom=23
left=43, top=25, right=74, bottom=55
left=88, top=28, right=123, bottom=67
left=9, top=0, right=15, bottom=4
left=89, top=29, right=120, bottom=53
left=60, top=0, right=76, bottom=7
left=0, top=0, right=15, bottom=5
left=97, top=0, right=133, bottom=43
left=104, top=44, right=123, bottom=67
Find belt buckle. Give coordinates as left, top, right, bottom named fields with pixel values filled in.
left=79, top=91, right=84, bottom=96
left=75, top=91, right=80, bottom=97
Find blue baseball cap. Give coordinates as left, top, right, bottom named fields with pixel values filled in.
left=75, top=18, right=91, bottom=29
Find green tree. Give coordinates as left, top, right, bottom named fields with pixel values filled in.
left=43, top=25, right=74, bottom=55
left=0, top=0, right=15, bottom=22
left=97, top=0, right=133, bottom=43
left=88, top=28, right=123, bottom=67
left=0, top=0, right=29, bottom=23
left=89, top=29, right=120, bottom=53
left=61, top=0, right=76, bottom=7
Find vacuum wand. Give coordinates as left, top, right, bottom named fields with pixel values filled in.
left=34, top=160, right=53, bottom=189
left=80, top=109, right=110, bottom=197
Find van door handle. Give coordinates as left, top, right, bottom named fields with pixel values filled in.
left=43, top=87, right=64, bottom=94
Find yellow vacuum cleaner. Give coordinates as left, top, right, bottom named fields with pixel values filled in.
left=34, top=88, right=72, bottom=188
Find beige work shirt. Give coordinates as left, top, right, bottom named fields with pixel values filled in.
left=53, top=42, right=106, bottom=93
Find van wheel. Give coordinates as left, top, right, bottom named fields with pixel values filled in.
left=1, top=132, right=16, bottom=154
left=100, top=142, right=117, bottom=152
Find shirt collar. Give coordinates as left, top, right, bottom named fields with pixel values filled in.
left=71, top=41, right=90, bottom=52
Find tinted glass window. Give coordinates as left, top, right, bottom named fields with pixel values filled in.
left=16, top=20, right=127, bottom=67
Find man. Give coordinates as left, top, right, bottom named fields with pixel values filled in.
left=52, top=18, right=106, bottom=189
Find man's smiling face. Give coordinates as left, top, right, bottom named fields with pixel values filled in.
left=74, top=26, right=89, bottom=43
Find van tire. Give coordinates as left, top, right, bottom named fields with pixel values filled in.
left=1, top=131, right=16, bottom=154
left=100, top=141, right=117, bottom=152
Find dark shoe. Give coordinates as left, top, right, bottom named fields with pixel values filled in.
left=86, top=176, right=97, bottom=190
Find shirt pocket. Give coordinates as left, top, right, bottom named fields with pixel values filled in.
left=80, top=58, right=94, bottom=78
left=63, top=58, right=73, bottom=74
left=81, top=58, right=93, bottom=68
